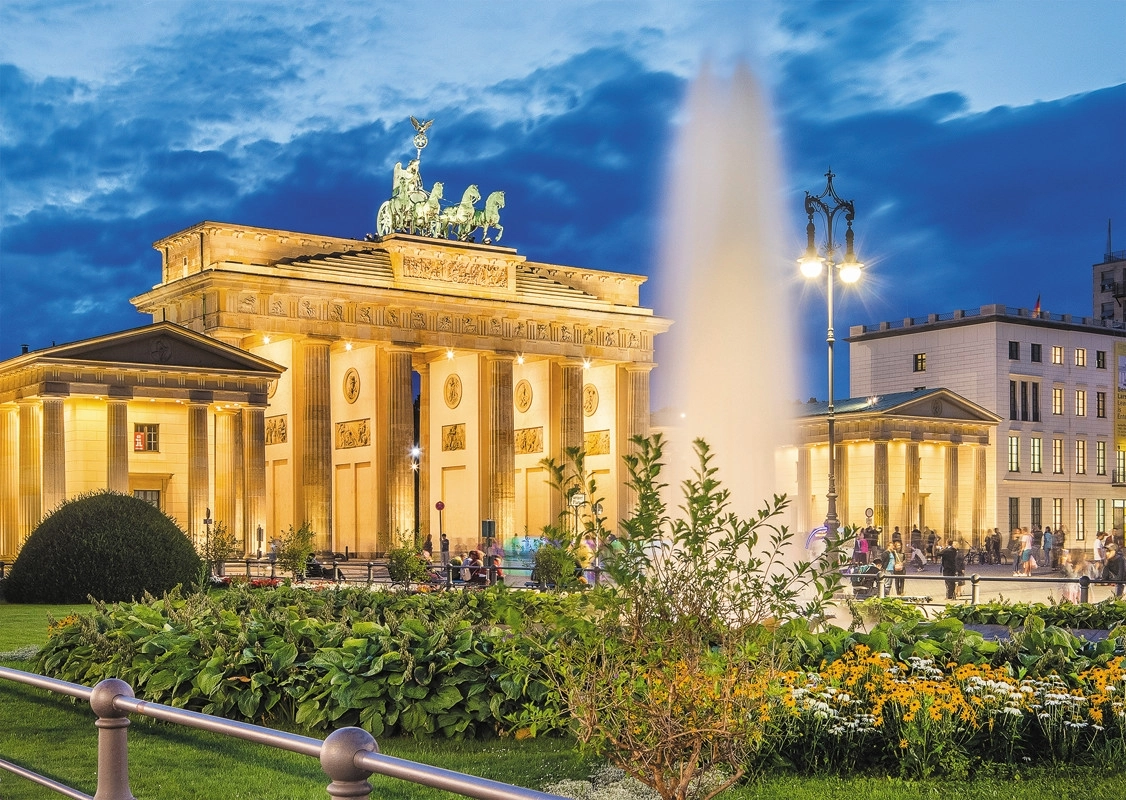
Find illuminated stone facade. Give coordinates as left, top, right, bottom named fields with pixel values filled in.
left=124, top=223, right=669, bottom=556
left=0, top=324, right=282, bottom=558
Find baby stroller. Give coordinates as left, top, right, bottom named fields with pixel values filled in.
left=845, top=562, right=880, bottom=599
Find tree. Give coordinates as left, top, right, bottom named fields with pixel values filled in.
left=275, top=522, right=317, bottom=580
left=199, top=521, right=241, bottom=576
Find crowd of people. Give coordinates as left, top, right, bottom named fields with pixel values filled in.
left=845, top=523, right=1126, bottom=600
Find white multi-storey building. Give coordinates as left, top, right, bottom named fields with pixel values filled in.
left=848, top=294, right=1125, bottom=550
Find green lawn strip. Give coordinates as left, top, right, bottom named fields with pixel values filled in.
left=0, top=602, right=93, bottom=652
left=0, top=676, right=596, bottom=799
left=2, top=675, right=1123, bottom=800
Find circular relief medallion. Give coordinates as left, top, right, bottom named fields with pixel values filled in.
left=582, top=383, right=599, bottom=417
left=514, top=379, right=533, bottom=413
left=267, top=379, right=278, bottom=399
left=444, top=374, right=463, bottom=409
left=343, top=368, right=360, bottom=404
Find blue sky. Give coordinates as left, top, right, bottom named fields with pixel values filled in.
left=1, top=0, right=1123, bottom=403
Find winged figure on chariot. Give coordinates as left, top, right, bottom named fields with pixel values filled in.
left=374, top=118, right=504, bottom=243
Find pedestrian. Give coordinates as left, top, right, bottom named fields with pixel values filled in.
left=891, top=526, right=902, bottom=548
left=1015, top=527, right=1034, bottom=577
left=939, top=541, right=959, bottom=600
left=439, top=532, right=450, bottom=569
left=1093, top=532, right=1108, bottom=574
left=910, top=526, right=922, bottom=556
left=1060, top=550, right=1087, bottom=603
left=925, top=528, right=937, bottom=562
left=884, top=541, right=906, bottom=596
left=486, top=537, right=505, bottom=584
left=1102, top=544, right=1126, bottom=598
left=1032, top=526, right=1044, bottom=563
left=1042, top=526, right=1054, bottom=566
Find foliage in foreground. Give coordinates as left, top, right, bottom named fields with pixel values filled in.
left=943, top=598, right=1126, bottom=631
left=3, top=490, right=201, bottom=603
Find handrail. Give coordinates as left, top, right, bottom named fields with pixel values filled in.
left=0, top=666, right=565, bottom=800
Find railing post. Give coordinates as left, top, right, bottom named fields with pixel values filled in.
left=879, top=570, right=887, bottom=598
left=245, top=558, right=252, bottom=579
left=321, top=726, right=377, bottom=798
left=446, top=563, right=453, bottom=589
left=366, top=562, right=374, bottom=585
left=332, top=559, right=341, bottom=583
left=970, top=574, right=980, bottom=605
left=1080, top=575, right=1091, bottom=604
left=90, top=678, right=136, bottom=800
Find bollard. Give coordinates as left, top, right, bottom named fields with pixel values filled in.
left=446, top=563, right=453, bottom=589
left=245, top=558, right=253, bottom=579
left=879, top=571, right=887, bottom=598
left=321, top=727, right=377, bottom=798
left=332, top=559, right=341, bottom=583
left=1080, top=575, right=1091, bottom=604
left=366, top=562, right=374, bottom=585
left=90, top=678, right=136, bottom=800
left=970, top=574, right=980, bottom=605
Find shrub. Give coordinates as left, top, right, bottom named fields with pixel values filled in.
left=3, top=490, right=201, bottom=603
left=275, top=522, right=317, bottom=579
left=386, top=541, right=431, bottom=584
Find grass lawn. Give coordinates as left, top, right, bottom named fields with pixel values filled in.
left=2, top=602, right=1123, bottom=799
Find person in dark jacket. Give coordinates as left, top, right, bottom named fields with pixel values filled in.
left=939, top=542, right=960, bottom=600
left=1102, top=544, right=1126, bottom=598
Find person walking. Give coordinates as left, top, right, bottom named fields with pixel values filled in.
left=1042, top=526, right=1054, bottom=567
left=939, top=541, right=959, bottom=600
left=1015, top=527, right=1034, bottom=577
left=1102, top=544, right=1126, bottom=598
left=884, top=541, right=906, bottom=596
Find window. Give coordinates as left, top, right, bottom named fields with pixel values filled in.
left=1052, top=438, right=1064, bottom=474
left=1008, top=497, right=1020, bottom=533
left=1009, top=381, right=1018, bottom=421
left=1051, top=345, right=1063, bottom=365
left=1075, top=440, right=1086, bottom=474
left=1103, top=302, right=1116, bottom=320
left=1097, top=391, right=1107, bottom=418
left=1102, top=270, right=1116, bottom=291
left=1008, top=341, right=1020, bottom=360
left=1031, top=343, right=1042, bottom=363
left=1075, top=348, right=1086, bottom=367
left=1019, top=381, right=1029, bottom=421
left=1119, top=450, right=1126, bottom=482
left=1030, top=437, right=1042, bottom=473
left=1075, top=498, right=1086, bottom=540
left=133, top=490, right=161, bottom=509
left=133, top=424, right=159, bottom=452
left=1075, top=389, right=1086, bottom=417
left=1097, top=499, right=1106, bottom=536
left=1031, top=383, right=1040, bottom=421
left=1052, top=387, right=1063, bottom=415
left=1052, top=498, right=1063, bottom=529
left=1096, top=350, right=1107, bottom=369
left=1096, top=441, right=1106, bottom=476
left=1030, top=497, right=1042, bottom=529
left=913, top=353, right=926, bottom=372
left=1008, top=436, right=1020, bottom=472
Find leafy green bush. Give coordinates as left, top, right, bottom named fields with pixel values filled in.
left=276, top=522, right=316, bottom=579
left=531, top=541, right=582, bottom=588
left=943, top=599, right=1126, bottom=630
left=3, top=490, right=201, bottom=603
left=386, top=541, right=431, bottom=584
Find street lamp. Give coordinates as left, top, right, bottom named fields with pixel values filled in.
left=799, top=168, right=863, bottom=541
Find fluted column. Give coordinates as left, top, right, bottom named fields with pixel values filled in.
left=244, top=406, right=266, bottom=555
left=796, top=446, right=811, bottom=537
left=301, top=340, right=332, bottom=548
left=18, top=402, right=41, bottom=538
left=187, top=401, right=210, bottom=547
left=387, top=347, right=415, bottom=545
left=215, top=409, right=244, bottom=544
left=484, top=354, right=515, bottom=543
left=905, top=442, right=920, bottom=530
left=106, top=399, right=130, bottom=493
left=557, top=360, right=584, bottom=457
left=944, top=444, right=959, bottom=540
left=42, top=396, right=65, bottom=514
left=417, top=362, right=431, bottom=542
left=835, top=443, right=849, bottom=527
left=1, top=405, right=19, bottom=554
left=873, top=440, right=889, bottom=540
left=616, top=364, right=652, bottom=521
left=972, top=445, right=987, bottom=546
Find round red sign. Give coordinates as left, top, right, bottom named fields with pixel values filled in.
left=435, top=501, right=445, bottom=511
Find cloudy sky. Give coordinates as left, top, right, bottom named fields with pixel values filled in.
left=1, top=0, right=1123, bottom=403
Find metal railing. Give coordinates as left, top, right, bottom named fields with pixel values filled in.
left=850, top=569, right=1123, bottom=606
left=0, top=667, right=565, bottom=800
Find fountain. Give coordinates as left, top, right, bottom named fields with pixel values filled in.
left=653, top=64, right=800, bottom=531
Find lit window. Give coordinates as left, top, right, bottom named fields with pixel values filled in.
left=133, top=490, right=161, bottom=509
left=1052, top=387, right=1063, bottom=415
left=1030, top=497, right=1042, bottom=528
left=1097, top=391, right=1106, bottom=418
left=134, top=424, right=159, bottom=452
left=1052, top=439, right=1064, bottom=474
left=1075, top=498, right=1085, bottom=540
left=913, top=353, right=926, bottom=372
left=1008, top=497, right=1020, bottom=532
left=1096, top=350, right=1107, bottom=369
left=1030, top=343, right=1042, bottom=363
left=1075, top=389, right=1086, bottom=417
left=1008, top=436, right=1020, bottom=472
left=1075, top=440, right=1086, bottom=474
left=1096, top=441, right=1106, bottom=476
left=1031, top=383, right=1040, bottom=422
left=1008, top=341, right=1020, bottom=360
left=1097, top=499, right=1106, bottom=535
left=1030, top=438, right=1042, bottom=473
left=1052, top=498, right=1063, bottom=529
left=1075, top=348, right=1086, bottom=367
left=1050, top=346, right=1063, bottom=365
left=1009, top=381, right=1018, bottom=421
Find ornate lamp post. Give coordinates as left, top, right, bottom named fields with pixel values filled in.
left=799, top=169, right=863, bottom=541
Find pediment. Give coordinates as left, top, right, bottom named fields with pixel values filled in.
left=43, top=323, right=281, bottom=375
left=885, top=390, right=998, bottom=423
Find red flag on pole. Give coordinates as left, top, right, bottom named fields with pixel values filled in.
left=1033, top=295, right=1041, bottom=315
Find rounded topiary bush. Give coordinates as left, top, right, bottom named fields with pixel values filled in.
left=4, top=490, right=202, bottom=603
